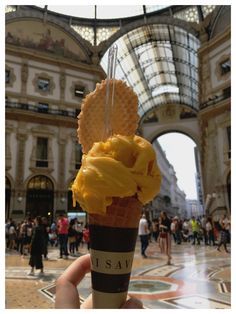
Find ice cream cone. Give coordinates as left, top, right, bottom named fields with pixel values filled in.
left=88, top=196, right=142, bottom=308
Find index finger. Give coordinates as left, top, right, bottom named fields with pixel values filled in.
left=55, top=254, right=91, bottom=308
left=58, top=253, right=91, bottom=286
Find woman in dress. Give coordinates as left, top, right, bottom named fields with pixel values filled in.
left=28, top=216, right=45, bottom=276
left=159, top=211, right=172, bottom=265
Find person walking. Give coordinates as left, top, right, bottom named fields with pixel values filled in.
left=191, top=216, right=200, bottom=245
left=206, top=217, right=215, bottom=246
left=57, top=213, right=69, bottom=259
left=68, top=219, right=77, bottom=255
left=138, top=214, right=149, bottom=258
left=42, top=217, right=50, bottom=260
left=217, top=215, right=230, bottom=253
left=151, top=219, right=159, bottom=242
left=28, top=216, right=45, bottom=276
left=159, top=211, right=172, bottom=265
left=170, top=218, right=177, bottom=243
left=83, top=223, right=90, bottom=251
left=201, top=215, right=207, bottom=245
left=8, top=221, right=16, bottom=250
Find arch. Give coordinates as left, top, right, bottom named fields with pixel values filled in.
left=24, top=173, right=56, bottom=190
left=209, top=5, right=230, bottom=39
left=6, top=9, right=93, bottom=63
left=98, top=15, right=199, bottom=58
left=146, top=125, right=200, bottom=148
left=26, top=175, right=54, bottom=219
left=100, top=21, right=200, bottom=119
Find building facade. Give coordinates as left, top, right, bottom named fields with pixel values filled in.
left=152, top=140, right=187, bottom=219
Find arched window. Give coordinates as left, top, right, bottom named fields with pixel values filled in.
left=26, top=175, right=54, bottom=220
left=27, top=175, right=53, bottom=190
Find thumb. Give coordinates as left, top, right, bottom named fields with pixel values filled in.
left=121, top=296, right=143, bottom=309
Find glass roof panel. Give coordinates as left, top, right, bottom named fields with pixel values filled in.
left=41, top=5, right=168, bottom=19
left=145, top=5, right=170, bottom=13
left=201, top=5, right=216, bottom=18
left=174, top=6, right=199, bottom=23
left=101, top=23, right=200, bottom=118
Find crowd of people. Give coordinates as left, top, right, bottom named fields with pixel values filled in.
left=6, top=211, right=230, bottom=273
left=5, top=213, right=90, bottom=275
left=138, top=212, right=231, bottom=264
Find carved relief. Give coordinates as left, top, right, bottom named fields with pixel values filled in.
left=159, top=104, right=179, bottom=122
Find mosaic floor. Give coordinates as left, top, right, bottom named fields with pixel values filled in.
left=5, top=241, right=231, bottom=309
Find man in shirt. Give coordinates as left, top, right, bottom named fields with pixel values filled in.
left=57, top=213, right=69, bottom=259
left=138, top=214, right=149, bottom=258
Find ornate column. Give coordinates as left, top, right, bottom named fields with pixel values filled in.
left=57, top=135, right=67, bottom=212
left=13, top=132, right=28, bottom=214
left=60, top=71, right=65, bottom=103
left=20, top=61, right=28, bottom=102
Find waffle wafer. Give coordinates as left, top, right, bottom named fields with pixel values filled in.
left=78, top=79, right=139, bottom=153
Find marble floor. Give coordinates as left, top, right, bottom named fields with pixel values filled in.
left=5, top=240, right=231, bottom=309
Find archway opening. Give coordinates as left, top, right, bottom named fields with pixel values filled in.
left=153, top=132, right=203, bottom=218
left=26, top=175, right=54, bottom=220
left=5, top=177, right=11, bottom=220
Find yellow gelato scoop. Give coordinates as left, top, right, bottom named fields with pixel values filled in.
left=72, top=134, right=161, bottom=214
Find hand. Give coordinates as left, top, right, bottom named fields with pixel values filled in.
left=55, top=254, right=143, bottom=309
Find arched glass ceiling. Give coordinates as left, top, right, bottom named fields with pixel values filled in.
left=34, top=5, right=170, bottom=19
left=101, top=24, right=200, bottom=119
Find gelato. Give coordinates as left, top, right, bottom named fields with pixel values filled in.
left=72, top=134, right=161, bottom=214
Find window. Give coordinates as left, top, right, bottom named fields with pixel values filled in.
left=5, top=70, right=10, bottom=84
left=74, top=86, right=85, bottom=97
left=36, top=137, right=48, bottom=167
left=38, top=102, right=49, bottom=113
left=220, top=59, right=231, bottom=75
left=75, top=143, right=82, bottom=169
left=38, top=78, right=50, bottom=91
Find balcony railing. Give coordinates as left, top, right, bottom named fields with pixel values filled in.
left=6, top=100, right=80, bottom=118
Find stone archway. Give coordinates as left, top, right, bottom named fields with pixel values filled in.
left=26, top=175, right=54, bottom=220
